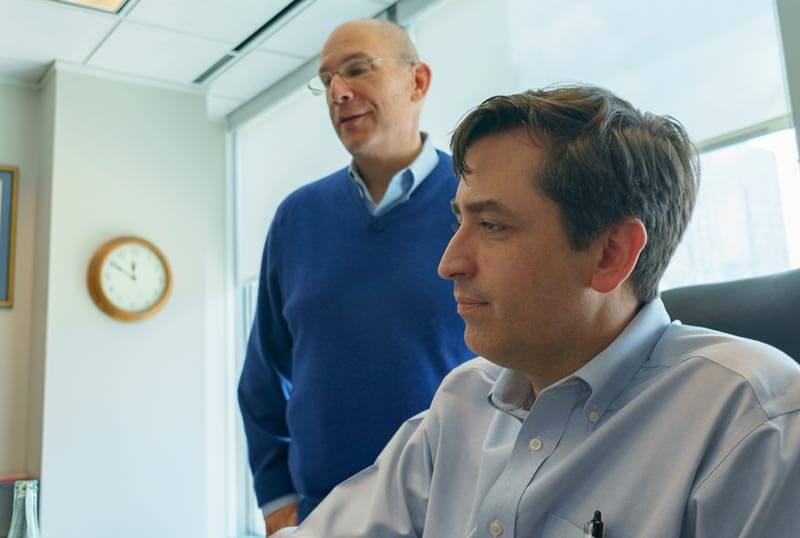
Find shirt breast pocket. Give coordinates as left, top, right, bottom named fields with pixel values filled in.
left=543, top=512, right=586, bottom=538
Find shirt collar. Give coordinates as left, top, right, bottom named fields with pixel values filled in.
left=487, top=368, right=536, bottom=421
left=404, top=132, right=438, bottom=191
left=574, top=298, right=672, bottom=426
left=488, top=298, right=673, bottom=426
left=348, top=132, right=437, bottom=200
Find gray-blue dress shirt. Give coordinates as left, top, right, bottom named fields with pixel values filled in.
left=274, top=299, right=800, bottom=537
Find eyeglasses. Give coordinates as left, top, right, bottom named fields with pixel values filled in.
left=307, top=56, right=413, bottom=96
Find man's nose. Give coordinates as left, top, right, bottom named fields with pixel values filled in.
left=438, top=228, right=475, bottom=281
left=328, top=74, right=353, bottom=104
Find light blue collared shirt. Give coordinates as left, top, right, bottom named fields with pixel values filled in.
left=348, top=133, right=438, bottom=217
left=274, top=299, right=800, bottom=537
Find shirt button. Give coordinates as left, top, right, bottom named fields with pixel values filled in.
left=528, top=437, right=543, bottom=452
left=489, top=519, right=504, bottom=536
left=588, top=410, right=600, bottom=423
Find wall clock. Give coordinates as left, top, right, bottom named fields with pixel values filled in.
left=87, top=236, right=172, bottom=322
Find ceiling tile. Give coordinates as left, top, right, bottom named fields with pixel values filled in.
left=259, top=0, right=387, bottom=58
left=0, top=56, right=48, bottom=84
left=87, top=21, right=232, bottom=84
left=208, top=49, right=304, bottom=101
left=0, top=0, right=117, bottom=64
left=128, top=0, right=291, bottom=44
left=206, top=94, right=244, bottom=121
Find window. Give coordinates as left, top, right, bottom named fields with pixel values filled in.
left=662, top=127, right=800, bottom=288
left=240, top=278, right=263, bottom=535
left=417, top=0, right=789, bottom=147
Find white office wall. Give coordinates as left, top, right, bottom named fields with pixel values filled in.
left=0, top=83, right=41, bottom=478
left=35, top=68, right=228, bottom=538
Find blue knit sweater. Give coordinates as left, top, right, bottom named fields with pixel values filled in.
left=238, top=151, right=473, bottom=519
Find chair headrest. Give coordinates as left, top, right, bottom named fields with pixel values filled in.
left=661, top=268, right=800, bottom=362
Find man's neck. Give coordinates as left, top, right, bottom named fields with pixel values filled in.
left=523, top=297, right=642, bottom=397
left=354, top=134, right=424, bottom=204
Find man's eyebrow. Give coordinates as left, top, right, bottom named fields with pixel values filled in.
left=319, top=53, right=369, bottom=73
left=450, top=199, right=514, bottom=217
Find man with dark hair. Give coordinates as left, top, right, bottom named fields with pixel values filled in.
left=238, top=19, right=473, bottom=535
left=273, top=85, right=800, bottom=537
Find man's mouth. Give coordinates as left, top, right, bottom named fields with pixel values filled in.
left=455, top=294, right=489, bottom=313
left=339, top=112, right=367, bottom=126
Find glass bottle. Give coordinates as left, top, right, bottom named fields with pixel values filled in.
left=6, top=480, right=40, bottom=538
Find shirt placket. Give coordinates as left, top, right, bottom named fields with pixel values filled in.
left=475, top=386, right=578, bottom=538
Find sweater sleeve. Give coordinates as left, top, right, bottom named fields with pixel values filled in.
left=238, top=213, right=296, bottom=507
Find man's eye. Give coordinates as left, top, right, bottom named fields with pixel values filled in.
left=344, top=63, right=370, bottom=77
left=481, top=220, right=504, bottom=233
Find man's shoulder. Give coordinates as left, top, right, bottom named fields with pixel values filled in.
left=651, top=324, right=800, bottom=418
left=277, top=166, right=350, bottom=213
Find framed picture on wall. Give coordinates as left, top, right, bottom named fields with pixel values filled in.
left=0, top=165, right=18, bottom=308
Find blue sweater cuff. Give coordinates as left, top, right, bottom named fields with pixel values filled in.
left=255, top=461, right=296, bottom=507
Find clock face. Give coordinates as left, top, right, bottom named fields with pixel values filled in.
left=87, top=236, right=172, bottom=322
left=99, top=242, right=168, bottom=313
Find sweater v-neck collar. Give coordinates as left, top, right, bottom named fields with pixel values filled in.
left=341, top=151, right=452, bottom=230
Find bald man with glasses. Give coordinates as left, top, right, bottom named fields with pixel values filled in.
left=237, top=19, right=473, bottom=535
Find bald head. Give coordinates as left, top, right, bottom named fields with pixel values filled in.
left=325, top=19, right=419, bottom=63
left=318, top=17, right=432, bottom=164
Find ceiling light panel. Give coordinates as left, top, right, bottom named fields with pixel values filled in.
left=88, top=21, right=233, bottom=84
left=128, top=0, right=291, bottom=44
left=259, top=0, right=388, bottom=59
left=50, top=0, right=129, bottom=14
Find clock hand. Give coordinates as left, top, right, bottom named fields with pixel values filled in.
left=131, top=260, right=137, bottom=281
left=110, top=261, right=135, bottom=280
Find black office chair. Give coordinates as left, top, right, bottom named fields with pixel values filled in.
left=661, top=268, right=800, bottom=362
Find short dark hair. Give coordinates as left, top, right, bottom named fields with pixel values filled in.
left=450, top=84, right=700, bottom=302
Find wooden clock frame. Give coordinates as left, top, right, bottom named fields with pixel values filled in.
left=87, top=236, right=173, bottom=322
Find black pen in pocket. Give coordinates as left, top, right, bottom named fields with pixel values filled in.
left=583, top=510, right=604, bottom=538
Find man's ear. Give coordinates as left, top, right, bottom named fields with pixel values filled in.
left=411, top=62, right=432, bottom=102
left=590, top=217, right=648, bottom=294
